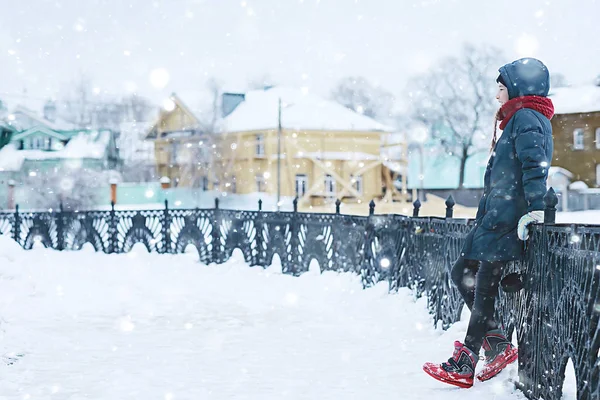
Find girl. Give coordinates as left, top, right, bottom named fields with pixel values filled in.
left=423, top=58, right=555, bottom=388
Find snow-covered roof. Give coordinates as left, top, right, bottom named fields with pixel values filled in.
left=0, top=130, right=112, bottom=172
left=383, top=160, right=408, bottom=174
left=569, top=181, right=588, bottom=190
left=549, top=85, right=600, bottom=115
left=222, top=87, right=394, bottom=133
left=7, top=105, right=77, bottom=131
left=549, top=166, right=574, bottom=179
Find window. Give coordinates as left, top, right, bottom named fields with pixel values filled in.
left=324, top=174, right=336, bottom=196
left=30, top=137, right=46, bottom=150
left=170, top=142, right=179, bottom=164
left=295, top=174, right=308, bottom=197
left=597, top=164, right=600, bottom=186
left=202, top=176, right=209, bottom=191
left=256, top=175, right=265, bottom=192
left=573, top=128, right=584, bottom=150
left=256, top=134, right=265, bottom=157
left=351, top=174, right=363, bottom=195
left=45, top=137, right=52, bottom=150
left=596, top=128, right=600, bottom=150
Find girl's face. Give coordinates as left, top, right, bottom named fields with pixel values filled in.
left=496, top=82, right=509, bottom=105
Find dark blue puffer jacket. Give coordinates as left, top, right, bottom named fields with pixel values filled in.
left=461, top=58, right=553, bottom=262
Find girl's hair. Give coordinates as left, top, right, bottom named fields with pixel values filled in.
left=490, top=110, right=500, bottom=153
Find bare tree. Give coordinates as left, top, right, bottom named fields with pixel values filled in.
left=60, top=76, right=156, bottom=131
left=60, top=75, right=94, bottom=129
left=406, top=44, right=503, bottom=189
left=18, top=168, right=113, bottom=211
left=122, top=94, right=155, bottom=123
left=179, top=78, right=223, bottom=189
left=331, top=76, right=396, bottom=122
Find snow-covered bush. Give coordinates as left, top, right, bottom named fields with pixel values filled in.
left=17, top=168, right=117, bottom=211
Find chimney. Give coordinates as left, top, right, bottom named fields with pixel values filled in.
left=221, top=93, right=246, bottom=118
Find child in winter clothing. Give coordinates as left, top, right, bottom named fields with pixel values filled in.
left=423, top=58, right=554, bottom=388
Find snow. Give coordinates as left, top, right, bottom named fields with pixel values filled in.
left=295, top=151, right=380, bottom=161
left=222, top=87, right=394, bottom=133
left=118, top=121, right=155, bottom=162
left=568, top=181, right=588, bottom=190
left=548, top=166, right=574, bottom=179
left=0, top=131, right=111, bottom=171
left=557, top=210, right=600, bottom=224
left=7, top=106, right=76, bottom=131
left=0, top=236, right=529, bottom=399
left=549, top=85, right=600, bottom=115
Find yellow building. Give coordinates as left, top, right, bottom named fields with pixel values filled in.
left=146, top=87, right=408, bottom=207
left=146, top=94, right=214, bottom=188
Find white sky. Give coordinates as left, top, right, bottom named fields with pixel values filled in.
left=0, top=0, right=599, bottom=111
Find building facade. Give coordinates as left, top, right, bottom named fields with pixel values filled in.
left=548, top=85, right=600, bottom=187
left=146, top=87, right=408, bottom=206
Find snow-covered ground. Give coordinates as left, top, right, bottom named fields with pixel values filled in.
left=0, top=237, right=575, bottom=399
left=557, top=210, right=600, bottom=225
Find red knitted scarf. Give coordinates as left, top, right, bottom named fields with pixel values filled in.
left=491, top=96, right=554, bottom=151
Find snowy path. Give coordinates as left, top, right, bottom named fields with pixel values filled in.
left=0, top=238, right=526, bottom=399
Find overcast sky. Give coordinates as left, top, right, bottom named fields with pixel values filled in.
left=0, top=0, right=599, bottom=111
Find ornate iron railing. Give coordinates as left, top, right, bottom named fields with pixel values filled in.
left=0, top=190, right=598, bottom=399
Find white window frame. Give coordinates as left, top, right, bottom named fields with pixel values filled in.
left=256, top=175, right=265, bottom=192
left=256, top=134, right=265, bottom=157
left=324, top=174, right=336, bottom=196
left=596, top=128, right=600, bottom=150
left=573, top=128, right=585, bottom=150
left=351, top=174, right=363, bottom=195
left=295, top=174, right=308, bottom=198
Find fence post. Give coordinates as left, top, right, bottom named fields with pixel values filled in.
left=254, top=198, right=264, bottom=267
left=362, top=200, right=377, bottom=287
left=335, top=199, right=341, bottom=214
left=56, top=202, right=65, bottom=251
left=543, top=188, right=558, bottom=225
left=13, top=204, right=20, bottom=246
left=211, top=197, right=222, bottom=264
left=290, top=197, right=300, bottom=275
left=108, top=201, right=117, bottom=253
left=162, top=199, right=171, bottom=254
left=445, top=195, right=455, bottom=219
left=413, top=199, right=421, bottom=217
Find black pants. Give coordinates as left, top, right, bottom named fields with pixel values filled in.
left=450, top=256, right=505, bottom=355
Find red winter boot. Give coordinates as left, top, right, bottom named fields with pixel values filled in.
left=423, top=341, right=477, bottom=388
left=476, top=330, right=518, bottom=382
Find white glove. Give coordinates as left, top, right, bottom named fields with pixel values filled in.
left=517, top=211, right=544, bottom=240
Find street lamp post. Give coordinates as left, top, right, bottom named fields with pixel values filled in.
left=410, top=125, right=428, bottom=203
left=277, top=98, right=282, bottom=212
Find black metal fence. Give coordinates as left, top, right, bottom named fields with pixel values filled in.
left=0, top=190, right=598, bottom=400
